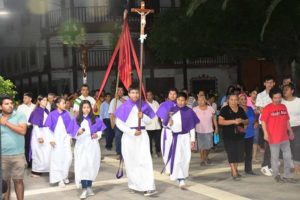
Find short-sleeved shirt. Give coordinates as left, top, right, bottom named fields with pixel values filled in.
left=193, top=106, right=215, bottom=134
left=261, top=103, right=290, bottom=144
left=219, top=105, right=248, bottom=140
left=108, top=96, right=129, bottom=114
left=73, top=95, right=96, bottom=112
left=1, top=111, right=27, bottom=155
left=245, top=106, right=256, bottom=138
left=256, top=90, right=272, bottom=124
left=282, top=98, right=300, bottom=127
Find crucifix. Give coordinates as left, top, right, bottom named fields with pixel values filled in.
left=79, top=40, right=102, bottom=84
left=131, top=1, right=154, bottom=130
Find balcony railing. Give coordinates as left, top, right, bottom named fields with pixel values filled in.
left=75, top=49, right=113, bottom=69
left=47, top=6, right=139, bottom=32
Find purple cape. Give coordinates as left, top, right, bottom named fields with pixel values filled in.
left=67, top=116, right=106, bottom=138
left=114, top=99, right=155, bottom=122
left=170, top=105, right=200, bottom=133
left=44, top=109, right=71, bottom=132
left=29, top=107, right=49, bottom=127
left=156, top=100, right=176, bottom=126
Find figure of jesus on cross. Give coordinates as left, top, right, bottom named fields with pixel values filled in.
left=131, top=1, right=154, bottom=129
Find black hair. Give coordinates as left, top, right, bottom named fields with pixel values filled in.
left=76, top=100, right=96, bottom=126
left=197, top=90, right=206, bottom=96
left=269, top=87, right=282, bottom=99
left=177, top=92, right=187, bottom=100
left=283, top=83, right=295, bottom=91
left=263, top=75, right=275, bottom=82
left=0, top=95, right=13, bottom=105
left=128, top=83, right=139, bottom=93
left=168, top=88, right=178, bottom=94
left=81, top=84, right=89, bottom=89
left=36, top=95, right=47, bottom=108
left=48, top=93, right=56, bottom=97
left=208, top=93, right=215, bottom=99
left=24, top=92, right=33, bottom=99
left=233, top=87, right=241, bottom=95
left=104, top=92, right=111, bottom=97
left=226, top=85, right=235, bottom=96
left=283, top=75, right=292, bottom=82
left=54, top=96, right=65, bottom=108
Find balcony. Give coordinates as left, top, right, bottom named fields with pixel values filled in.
left=46, top=6, right=140, bottom=34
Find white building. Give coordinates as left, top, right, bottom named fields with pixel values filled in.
left=0, top=0, right=237, bottom=98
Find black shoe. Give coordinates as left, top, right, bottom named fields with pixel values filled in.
left=282, top=177, right=298, bottom=183
left=275, top=175, right=285, bottom=183
left=237, top=173, right=243, bottom=178
left=245, top=171, right=257, bottom=176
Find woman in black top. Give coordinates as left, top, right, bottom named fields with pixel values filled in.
left=219, top=94, right=248, bottom=181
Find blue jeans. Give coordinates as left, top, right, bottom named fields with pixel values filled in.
left=81, top=180, right=92, bottom=189
left=114, top=127, right=123, bottom=155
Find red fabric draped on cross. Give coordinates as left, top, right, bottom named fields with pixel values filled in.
left=97, top=20, right=146, bottom=100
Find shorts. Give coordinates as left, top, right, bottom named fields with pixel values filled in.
left=2, top=154, right=27, bottom=180
left=253, top=127, right=260, bottom=144
left=197, top=132, right=213, bottom=150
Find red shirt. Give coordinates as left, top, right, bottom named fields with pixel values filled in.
left=261, top=103, right=290, bottom=144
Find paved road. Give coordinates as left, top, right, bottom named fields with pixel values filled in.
left=9, top=142, right=300, bottom=200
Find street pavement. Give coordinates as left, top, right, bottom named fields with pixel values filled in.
left=9, top=141, right=300, bottom=200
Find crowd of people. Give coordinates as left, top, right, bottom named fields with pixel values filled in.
left=1, top=75, right=300, bottom=200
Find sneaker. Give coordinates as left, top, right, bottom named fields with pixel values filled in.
left=179, top=180, right=186, bottom=189
left=232, top=176, right=241, bottom=181
left=58, top=181, right=65, bottom=188
left=64, top=178, right=70, bottom=184
left=200, top=161, right=206, bottom=166
left=87, top=187, right=95, bottom=196
left=144, top=190, right=157, bottom=197
left=245, top=171, right=257, bottom=176
left=275, top=175, right=285, bottom=183
left=261, top=166, right=272, bottom=176
left=80, top=189, right=87, bottom=199
left=282, top=177, right=298, bottom=183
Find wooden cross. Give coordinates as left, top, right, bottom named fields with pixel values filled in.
left=131, top=1, right=154, bottom=43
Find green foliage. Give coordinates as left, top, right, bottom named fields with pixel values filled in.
left=0, top=76, right=17, bottom=98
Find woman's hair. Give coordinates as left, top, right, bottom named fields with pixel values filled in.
left=36, top=95, right=47, bottom=108
left=54, top=96, right=65, bottom=109
left=76, top=100, right=96, bottom=126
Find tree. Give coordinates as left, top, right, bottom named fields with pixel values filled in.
left=0, top=76, right=17, bottom=98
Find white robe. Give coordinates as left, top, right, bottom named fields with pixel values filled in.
left=160, top=124, right=173, bottom=174
left=49, top=116, right=72, bottom=184
left=168, top=111, right=195, bottom=181
left=74, top=119, right=102, bottom=188
left=31, top=112, right=51, bottom=172
left=116, top=106, right=156, bottom=192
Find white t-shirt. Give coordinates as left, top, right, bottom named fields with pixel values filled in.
left=282, top=97, right=300, bottom=127
left=146, top=100, right=161, bottom=131
left=73, top=95, right=96, bottom=112
left=108, top=96, right=129, bottom=114
left=17, top=103, right=36, bottom=124
left=256, top=90, right=272, bottom=123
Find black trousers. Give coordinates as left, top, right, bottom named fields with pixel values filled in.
left=245, top=137, right=254, bottom=172
left=25, top=125, right=33, bottom=168
left=147, top=130, right=161, bottom=154
left=262, top=141, right=271, bottom=168
left=103, top=119, right=115, bottom=149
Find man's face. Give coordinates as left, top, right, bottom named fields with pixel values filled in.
left=128, top=89, right=139, bottom=102
left=81, top=87, right=89, bottom=97
left=264, top=80, right=275, bottom=91
left=272, top=93, right=282, bottom=104
left=177, top=96, right=186, bottom=108
left=283, top=87, right=293, bottom=98
left=168, top=91, right=177, bottom=101
left=23, top=96, right=32, bottom=105
left=117, top=88, right=124, bottom=97
left=105, top=95, right=111, bottom=102
left=48, top=95, right=55, bottom=103
left=146, top=92, right=153, bottom=102
left=65, top=101, right=71, bottom=109
left=1, top=99, right=14, bottom=114
left=283, top=78, right=291, bottom=86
